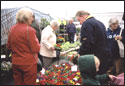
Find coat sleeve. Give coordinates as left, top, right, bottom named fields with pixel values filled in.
left=41, top=31, right=53, bottom=49
left=121, top=29, right=124, bottom=44
left=28, top=28, right=40, bottom=53
left=66, top=25, right=69, bottom=33
left=74, top=24, right=76, bottom=33
left=96, top=74, right=110, bottom=85
left=78, top=23, right=95, bottom=55
left=7, top=29, right=12, bottom=50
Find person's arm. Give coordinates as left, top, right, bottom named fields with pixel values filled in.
left=66, top=25, right=69, bottom=33
left=28, top=28, right=40, bottom=53
left=7, top=29, right=12, bottom=50
left=115, top=29, right=124, bottom=44
left=96, top=74, right=110, bottom=85
left=41, top=30, right=54, bottom=50
left=96, top=74, right=116, bottom=85
left=78, top=23, right=95, bottom=55
left=121, top=29, right=124, bottom=43
left=73, top=24, right=76, bottom=33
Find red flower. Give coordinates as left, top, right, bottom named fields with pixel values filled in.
left=39, top=80, right=46, bottom=85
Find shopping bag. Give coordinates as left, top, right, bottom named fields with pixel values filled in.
left=116, top=28, right=124, bottom=58
left=117, top=40, right=124, bottom=58
left=111, top=73, right=124, bottom=85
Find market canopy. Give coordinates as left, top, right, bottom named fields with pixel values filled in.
left=1, top=6, right=53, bottom=46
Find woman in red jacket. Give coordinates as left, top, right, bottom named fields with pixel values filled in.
left=7, top=8, right=40, bottom=85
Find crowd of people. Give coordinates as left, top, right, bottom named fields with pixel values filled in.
left=7, top=8, right=124, bottom=85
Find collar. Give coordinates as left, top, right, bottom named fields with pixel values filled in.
left=49, top=25, right=56, bottom=33
left=86, top=16, right=93, bottom=20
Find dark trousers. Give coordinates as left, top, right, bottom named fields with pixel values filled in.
left=108, top=58, right=124, bottom=76
left=68, top=33, right=75, bottom=43
left=12, top=63, right=37, bottom=85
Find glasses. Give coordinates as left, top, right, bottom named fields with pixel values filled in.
left=112, top=23, right=118, bottom=25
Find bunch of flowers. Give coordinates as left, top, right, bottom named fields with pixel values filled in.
left=54, top=44, right=62, bottom=51
left=37, top=63, right=82, bottom=85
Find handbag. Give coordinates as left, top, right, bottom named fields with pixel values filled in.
left=116, top=28, right=124, bottom=58
left=27, top=27, right=42, bottom=72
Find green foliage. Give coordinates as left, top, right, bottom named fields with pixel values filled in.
left=1, top=61, right=12, bottom=71
left=40, top=18, right=50, bottom=29
left=61, top=41, right=81, bottom=52
left=76, top=28, right=81, bottom=35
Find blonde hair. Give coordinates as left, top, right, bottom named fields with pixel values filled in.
left=94, top=56, right=100, bottom=71
left=109, top=17, right=119, bottom=26
left=16, top=7, right=33, bottom=23
left=76, top=10, right=90, bottom=17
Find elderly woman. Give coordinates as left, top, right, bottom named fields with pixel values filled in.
left=7, top=8, right=40, bottom=85
left=106, top=17, right=124, bottom=76
left=39, top=20, right=59, bottom=69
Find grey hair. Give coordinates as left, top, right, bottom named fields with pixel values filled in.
left=109, top=17, right=119, bottom=26
left=50, top=20, right=60, bottom=27
left=75, top=10, right=90, bottom=17
left=16, top=7, right=33, bottom=23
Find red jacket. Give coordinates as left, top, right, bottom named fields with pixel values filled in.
left=7, top=23, right=40, bottom=65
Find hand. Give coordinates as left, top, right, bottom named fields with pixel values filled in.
left=50, top=47, right=55, bottom=51
left=78, top=54, right=80, bottom=58
left=115, top=35, right=122, bottom=40
left=109, top=75, right=116, bottom=80
left=77, top=54, right=80, bottom=61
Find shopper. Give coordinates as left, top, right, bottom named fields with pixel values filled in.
left=31, top=14, right=42, bottom=72
left=78, top=54, right=116, bottom=85
left=107, top=17, right=124, bottom=75
left=39, top=20, right=59, bottom=69
left=75, top=10, right=111, bottom=74
left=67, top=18, right=76, bottom=43
left=7, top=8, right=40, bottom=85
left=31, top=14, right=41, bottom=43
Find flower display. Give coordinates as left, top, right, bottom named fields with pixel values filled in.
left=37, top=63, right=82, bottom=85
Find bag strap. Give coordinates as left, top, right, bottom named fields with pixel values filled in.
left=26, top=27, right=37, bottom=61
left=119, top=28, right=123, bottom=36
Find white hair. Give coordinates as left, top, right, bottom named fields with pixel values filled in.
left=50, top=20, right=60, bottom=27
left=109, top=17, right=119, bottom=26
left=16, top=7, right=33, bottom=23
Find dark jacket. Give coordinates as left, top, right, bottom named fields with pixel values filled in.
left=67, top=23, right=76, bottom=33
left=106, top=26, right=123, bottom=58
left=78, top=54, right=110, bottom=85
left=121, top=29, right=124, bottom=43
left=31, top=20, right=41, bottom=43
left=79, top=17, right=111, bottom=61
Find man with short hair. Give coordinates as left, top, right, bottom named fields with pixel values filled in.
left=76, top=10, right=111, bottom=74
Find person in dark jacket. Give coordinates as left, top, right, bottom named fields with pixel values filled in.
left=107, top=17, right=124, bottom=76
left=31, top=14, right=41, bottom=43
left=78, top=54, right=115, bottom=85
left=31, top=14, right=42, bottom=72
left=75, top=10, right=111, bottom=74
left=67, top=18, right=76, bottom=43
